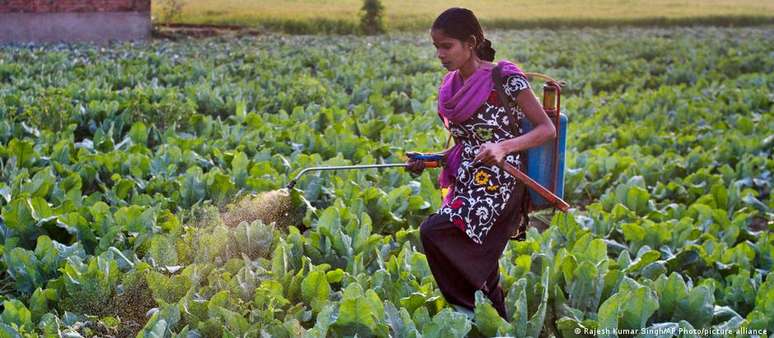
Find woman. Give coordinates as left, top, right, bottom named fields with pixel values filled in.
left=407, top=7, right=556, bottom=319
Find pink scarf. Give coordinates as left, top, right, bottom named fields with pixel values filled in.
left=438, top=60, right=525, bottom=206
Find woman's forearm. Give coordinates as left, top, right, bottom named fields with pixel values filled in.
left=501, top=122, right=556, bottom=154
left=500, top=89, right=558, bottom=155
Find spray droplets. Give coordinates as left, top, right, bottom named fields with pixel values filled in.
left=221, top=188, right=301, bottom=229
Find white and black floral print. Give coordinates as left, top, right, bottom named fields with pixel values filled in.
left=438, top=74, right=531, bottom=244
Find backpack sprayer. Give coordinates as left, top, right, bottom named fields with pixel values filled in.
left=519, top=73, right=569, bottom=211
left=285, top=149, right=569, bottom=212
left=285, top=155, right=568, bottom=211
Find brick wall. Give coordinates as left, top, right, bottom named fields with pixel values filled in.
left=0, top=0, right=151, bottom=42
left=0, top=0, right=150, bottom=13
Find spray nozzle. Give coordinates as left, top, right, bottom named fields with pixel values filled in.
left=286, top=180, right=297, bottom=190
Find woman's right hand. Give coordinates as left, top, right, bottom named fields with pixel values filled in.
left=405, top=159, right=425, bottom=177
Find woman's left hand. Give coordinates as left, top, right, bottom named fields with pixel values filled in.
left=474, top=142, right=509, bottom=166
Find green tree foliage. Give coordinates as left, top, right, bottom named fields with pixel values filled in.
left=360, top=0, right=385, bottom=35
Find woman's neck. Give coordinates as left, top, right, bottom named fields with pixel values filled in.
left=459, top=59, right=494, bottom=82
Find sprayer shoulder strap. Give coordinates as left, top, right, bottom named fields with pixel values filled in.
left=491, top=66, right=520, bottom=136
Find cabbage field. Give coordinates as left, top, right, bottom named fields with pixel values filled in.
left=0, top=26, right=772, bottom=337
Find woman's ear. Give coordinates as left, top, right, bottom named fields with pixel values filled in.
left=466, top=35, right=477, bottom=50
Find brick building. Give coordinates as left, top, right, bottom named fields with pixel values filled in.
left=0, top=0, right=151, bottom=43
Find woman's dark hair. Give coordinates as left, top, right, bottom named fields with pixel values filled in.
left=431, top=7, right=495, bottom=62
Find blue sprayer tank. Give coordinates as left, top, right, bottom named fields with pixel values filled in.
left=519, top=81, right=567, bottom=210
left=520, top=113, right=567, bottom=209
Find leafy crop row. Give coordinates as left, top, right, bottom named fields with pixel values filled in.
left=0, top=26, right=771, bottom=336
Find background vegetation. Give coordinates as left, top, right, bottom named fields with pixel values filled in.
left=151, top=0, right=774, bottom=33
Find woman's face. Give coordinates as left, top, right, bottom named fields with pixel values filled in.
left=431, top=29, right=474, bottom=71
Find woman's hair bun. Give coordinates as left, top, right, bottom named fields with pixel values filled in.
left=476, top=38, right=496, bottom=62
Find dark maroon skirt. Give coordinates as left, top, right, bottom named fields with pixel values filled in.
left=419, top=181, right=528, bottom=319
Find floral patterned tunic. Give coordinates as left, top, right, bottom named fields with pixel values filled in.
left=438, top=73, right=531, bottom=244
